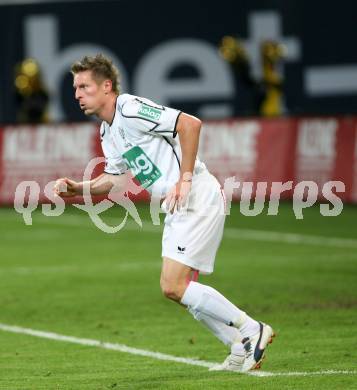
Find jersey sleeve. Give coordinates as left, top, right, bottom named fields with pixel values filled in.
left=119, top=94, right=181, bottom=138
left=100, top=123, right=128, bottom=175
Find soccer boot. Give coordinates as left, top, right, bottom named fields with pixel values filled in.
left=241, top=322, right=275, bottom=372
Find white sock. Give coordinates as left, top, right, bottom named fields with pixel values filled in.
left=181, top=281, right=260, bottom=338
left=188, top=307, right=241, bottom=346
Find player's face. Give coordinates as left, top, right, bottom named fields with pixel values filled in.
left=73, top=71, right=106, bottom=116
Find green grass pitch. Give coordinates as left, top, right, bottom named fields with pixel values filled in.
left=0, top=202, right=356, bottom=389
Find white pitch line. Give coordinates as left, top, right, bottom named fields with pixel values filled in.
left=0, top=323, right=356, bottom=378
left=245, top=369, right=357, bottom=378
left=0, top=323, right=212, bottom=369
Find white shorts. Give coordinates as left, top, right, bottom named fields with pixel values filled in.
left=161, top=170, right=226, bottom=274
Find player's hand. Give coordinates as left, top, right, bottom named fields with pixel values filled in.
left=164, top=178, right=192, bottom=214
left=53, top=177, right=79, bottom=198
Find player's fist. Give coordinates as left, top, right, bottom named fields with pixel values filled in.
left=53, top=177, right=79, bottom=197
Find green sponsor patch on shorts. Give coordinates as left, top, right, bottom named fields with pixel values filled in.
left=123, top=146, right=162, bottom=189
left=138, top=104, right=162, bottom=121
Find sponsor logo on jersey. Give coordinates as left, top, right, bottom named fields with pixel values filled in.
left=138, top=104, right=162, bottom=121
left=122, top=146, right=162, bottom=188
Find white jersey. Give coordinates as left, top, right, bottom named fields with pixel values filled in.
left=100, top=93, right=207, bottom=195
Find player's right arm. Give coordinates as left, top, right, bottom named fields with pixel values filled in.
left=53, top=173, right=127, bottom=197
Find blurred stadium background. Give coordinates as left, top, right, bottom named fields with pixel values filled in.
left=0, top=0, right=356, bottom=389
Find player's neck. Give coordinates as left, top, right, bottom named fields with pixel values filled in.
left=98, top=94, right=118, bottom=125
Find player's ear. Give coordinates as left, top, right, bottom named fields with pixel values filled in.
left=103, top=79, right=112, bottom=94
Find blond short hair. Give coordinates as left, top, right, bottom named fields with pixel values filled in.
left=71, top=54, right=120, bottom=94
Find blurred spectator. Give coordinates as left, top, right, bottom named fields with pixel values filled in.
left=14, top=58, right=50, bottom=123
left=219, top=36, right=286, bottom=116
left=260, top=40, right=286, bottom=116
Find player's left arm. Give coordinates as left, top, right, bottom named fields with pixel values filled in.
left=176, top=112, right=201, bottom=181
left=165, top=112, right=201, bottom=212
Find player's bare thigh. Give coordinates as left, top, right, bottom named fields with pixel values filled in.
left=160, top=257, right=197, bottom=302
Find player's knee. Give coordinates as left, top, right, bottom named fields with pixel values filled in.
left=162, top=287, right=180, bottom=301
left=160, top=279, right=183, bottom=302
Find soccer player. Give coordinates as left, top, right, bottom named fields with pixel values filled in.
left=54, top=54, right=274, bottom=372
